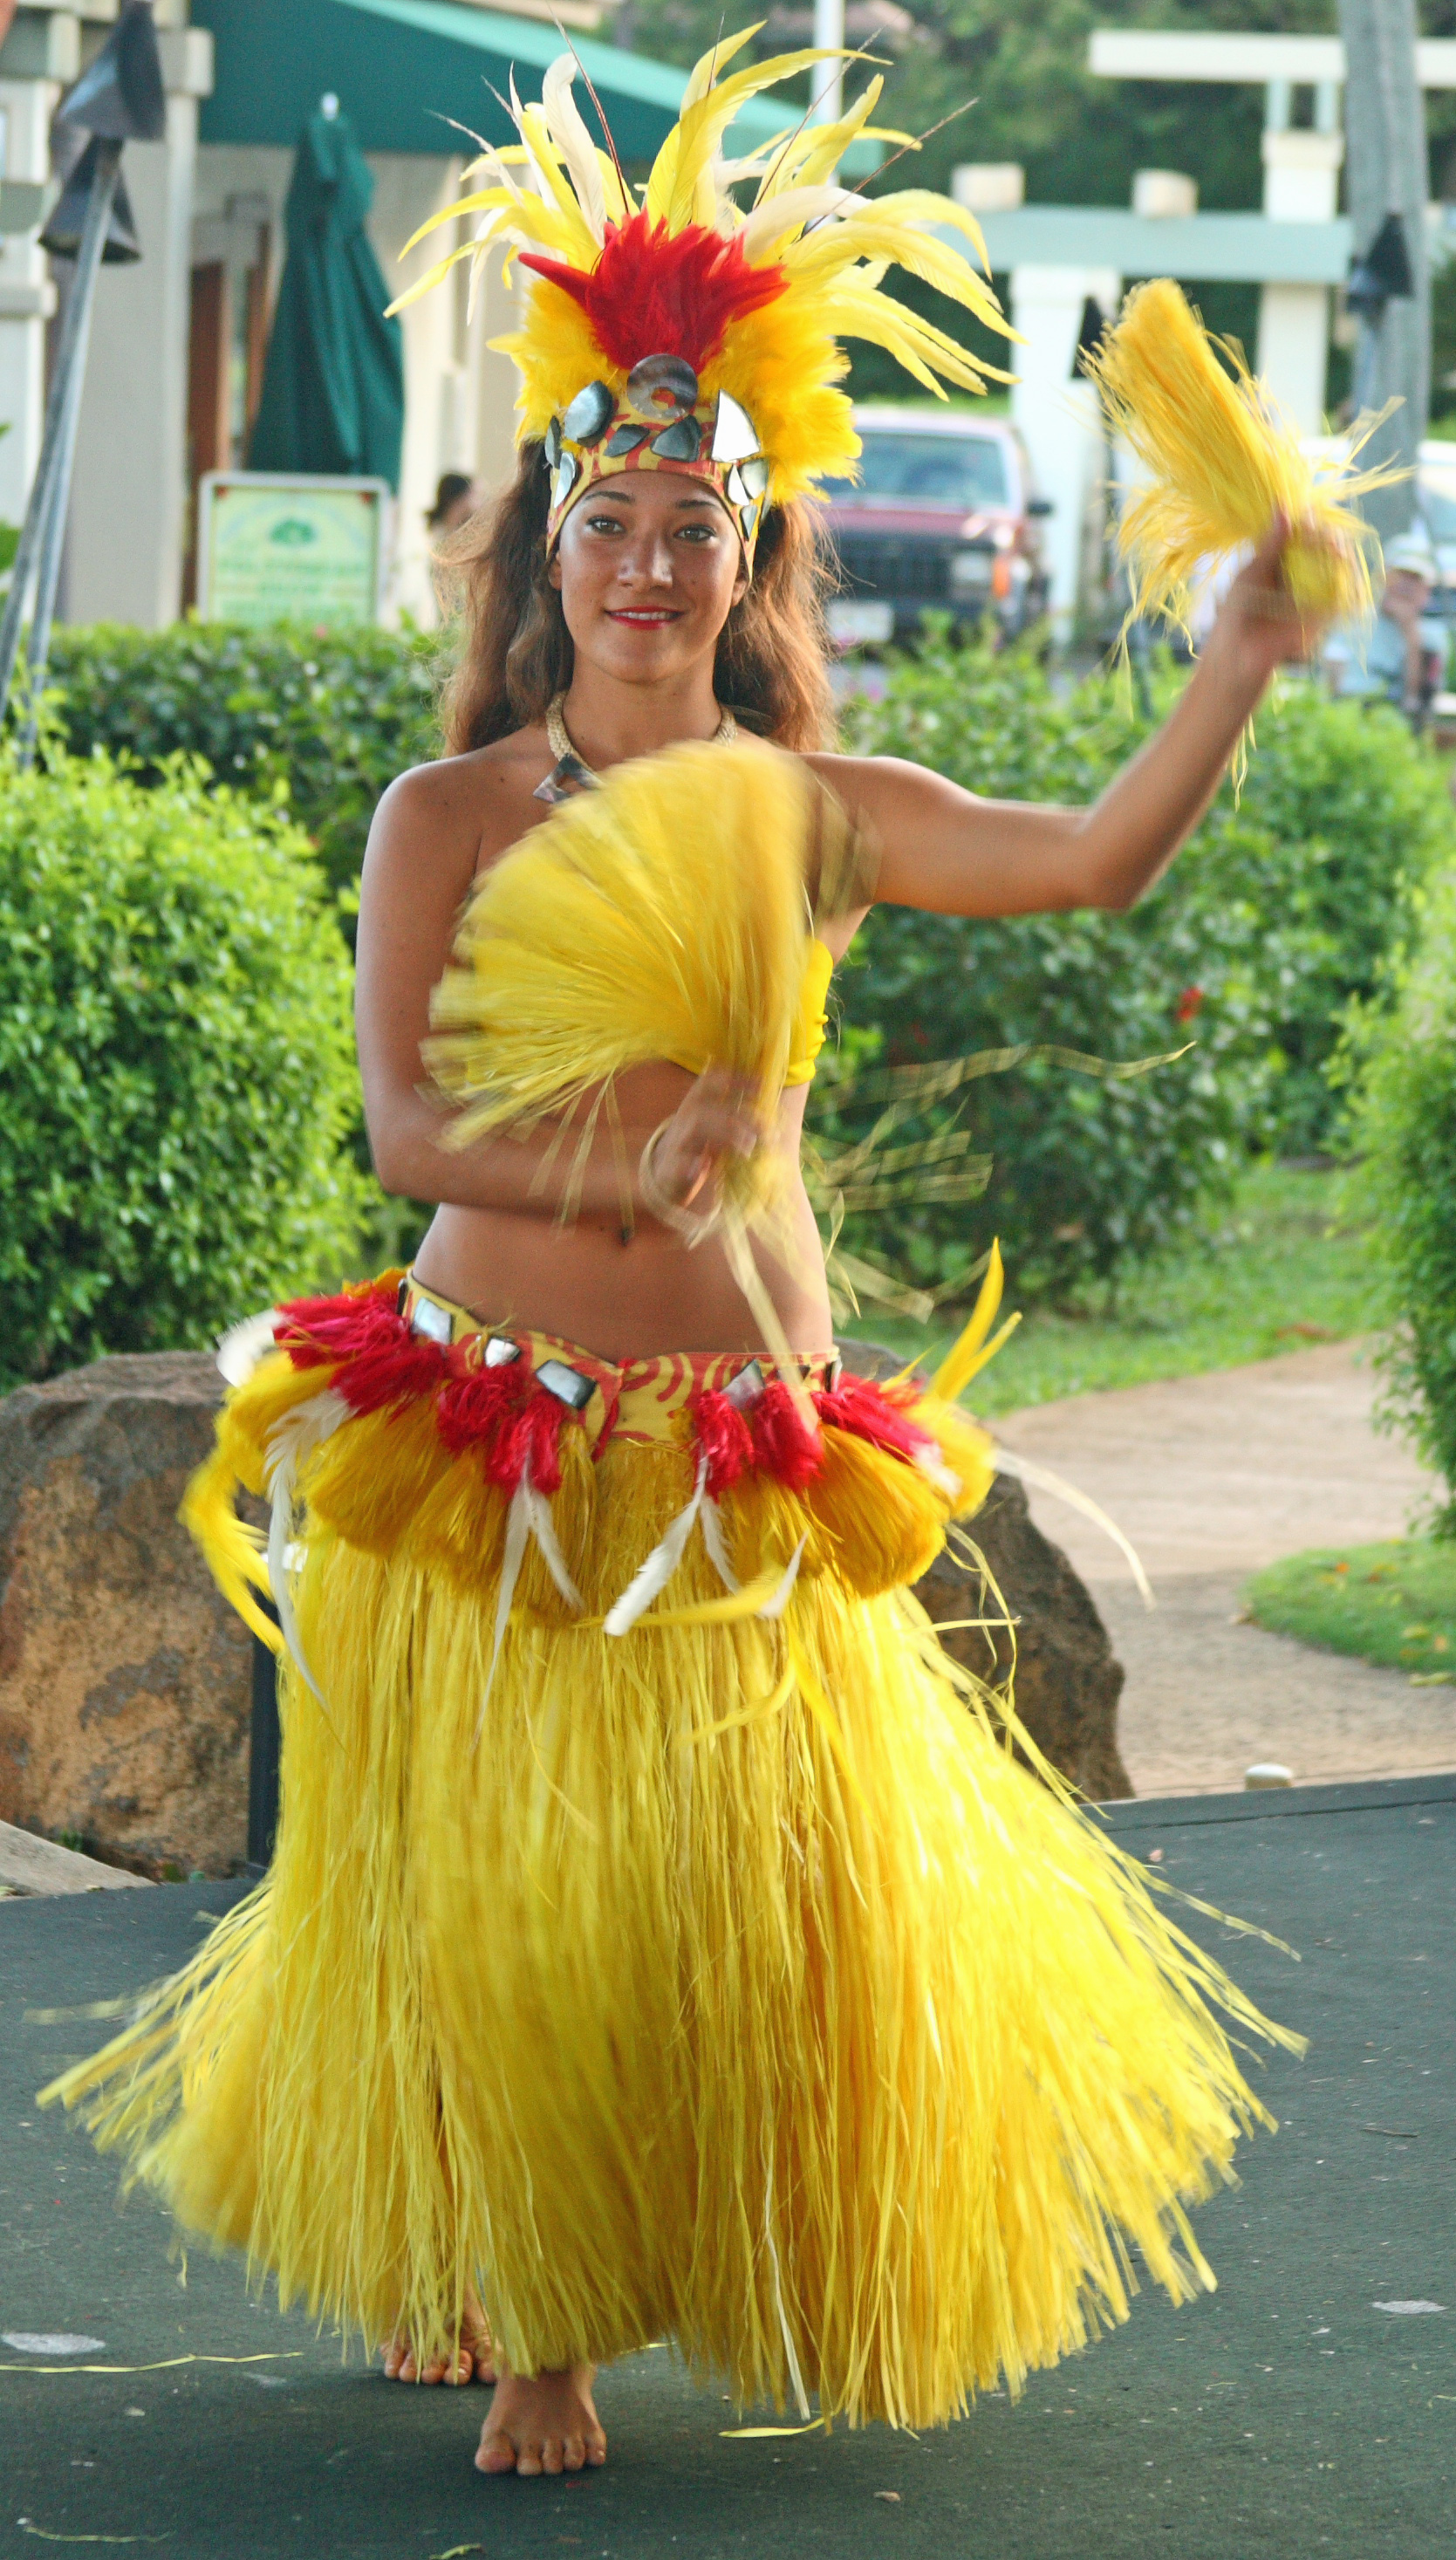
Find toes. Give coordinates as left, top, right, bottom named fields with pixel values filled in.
left=562, top=2433, right=585, bottom=2473
left=587, top=2438, right=607, bottom=2467
left=398, top=2351, right=419, bottom=2384
left=541, top=2435, right=566, bottom=2475
left=516, top=2439, right=545, bottom=2477
left=476, top=2433, right=519, bottom=2475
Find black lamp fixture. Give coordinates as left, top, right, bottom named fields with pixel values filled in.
left=1346, top=209, right=1415, bottom=319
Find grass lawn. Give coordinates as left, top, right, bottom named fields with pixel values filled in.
left=1245, top=1537, right=1456, bottom=1684
left=843, top=1160, right=1384, bottom=1416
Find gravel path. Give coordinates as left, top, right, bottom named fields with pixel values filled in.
left=994, top=1341, right=1454, bottom=1797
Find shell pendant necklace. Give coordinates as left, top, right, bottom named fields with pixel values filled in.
left=535, top=692, right=737, bottom=804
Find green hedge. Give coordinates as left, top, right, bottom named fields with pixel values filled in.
left=1229, top=681, right=1451, bottom=1150
left=0, top=746, right=369, bottom=1387
left=32, top=619, right=1447, bottom=1318
left=824, top=639, right=1448, bottom=1300
left=1343, top=864, right=1456, bottom=1530
left=44, top=622, right=443, bottom=905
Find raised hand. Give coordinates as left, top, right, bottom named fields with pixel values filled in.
left=1204, top=509, right=1350, bottom=691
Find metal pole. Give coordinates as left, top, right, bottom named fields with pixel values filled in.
left=1338, top=0, right=1428, bottom=540
left=0, top=139, right=121, bottom=735
left=812, top=0, right=844, bottom=129
left=247, top=1618, right=282, bottom=1876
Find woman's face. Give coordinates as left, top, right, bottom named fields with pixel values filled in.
left=549, top=475, right=748, bottom=687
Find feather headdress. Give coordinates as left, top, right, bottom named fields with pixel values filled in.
left=394, top=26, right=1014, bottom=561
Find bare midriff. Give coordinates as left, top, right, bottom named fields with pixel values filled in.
left=408, top=1060, right=834, bottom=1365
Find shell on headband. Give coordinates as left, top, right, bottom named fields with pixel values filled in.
left=393, top=27, right=1017, bottom=555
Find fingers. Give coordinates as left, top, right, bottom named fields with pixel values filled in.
left=687, top=1069, right=762, bottom=1153
left=1253, top=504, right=1291, bottom=578
left=649, top=1065, right=766, bottom=1218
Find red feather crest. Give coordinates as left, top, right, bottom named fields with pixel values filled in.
left=519, top=212, right=787, bottom=376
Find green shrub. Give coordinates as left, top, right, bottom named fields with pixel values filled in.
left=1230, top=682, right=1452, bottom=1150
left=43, top=621, right=443, bottom=905
left=824, top=637, right=1448, bottom=1300
left=0, top=746, right=369, bottom=1387
left=1343, top=863, right=1456, bottom=1530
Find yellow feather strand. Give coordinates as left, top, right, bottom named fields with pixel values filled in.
left=1084, top=277, right=1398, bottom=635
left=45, top=1393, right=1299, bottom=2421
left=179, top=1441, right=276, bottom=1652
left=930, top=1242, right=1005, bottom=1403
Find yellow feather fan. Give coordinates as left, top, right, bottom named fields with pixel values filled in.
left=427, top=735, right=816, bottom=1215
left=1084, top=277, right=1398, bottom=635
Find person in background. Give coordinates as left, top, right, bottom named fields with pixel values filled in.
left=428, top=471, right=481, bottom=539
left=393, top=474, right=483, bottom=625
left=1324, top=526, right=1444, bottom=725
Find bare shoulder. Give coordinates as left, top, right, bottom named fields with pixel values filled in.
left=368, top=724, right=554, bottom=886
left=799, top=747, right=964, bottom=826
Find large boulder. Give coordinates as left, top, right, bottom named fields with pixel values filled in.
left=839, top=1340, right=1132, bottom=1800
left=0, top=1353, right=249, bottom=1875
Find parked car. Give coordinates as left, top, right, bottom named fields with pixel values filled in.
left=817, top=407, right=1051, bottom=648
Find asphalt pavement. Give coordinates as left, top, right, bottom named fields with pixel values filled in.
left=2, top=1776, right=1453, bottom=2560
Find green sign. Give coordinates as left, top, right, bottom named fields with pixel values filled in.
left=197, top=471, right=390, bottom=626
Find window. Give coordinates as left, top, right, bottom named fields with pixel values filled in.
left=820, top=431, right=1011, bottom=510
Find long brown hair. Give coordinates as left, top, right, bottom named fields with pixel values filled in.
left=437, top=442, right=837, bottom=756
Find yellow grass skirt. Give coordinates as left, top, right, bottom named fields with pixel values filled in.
left=44, top=1274, right=1294, bottom=2428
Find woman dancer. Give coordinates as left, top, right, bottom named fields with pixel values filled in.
left=47, top=40, right=1330, bottom=2483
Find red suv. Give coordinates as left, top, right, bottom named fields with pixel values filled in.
left=819, top=407, right=1051, bottom=647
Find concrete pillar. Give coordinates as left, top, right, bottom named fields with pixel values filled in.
left=1256, top=127, right=1343, bottom=433
left=1009, top=263, right=1120, bottom=637
left=365, top=162, right=526, bottom=620
left=0, top=63, right=59, bottom=533
left=462, top=254, right=523, bottom=504
left=64, top=25, right=215, bottom=626
left=366, top=154, right=464, bottom=622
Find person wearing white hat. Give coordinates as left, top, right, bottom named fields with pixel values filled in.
left=1325, top=523, right=1445, bottom=720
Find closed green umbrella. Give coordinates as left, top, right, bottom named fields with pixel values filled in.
left=249, top=102, right=403, bottom=487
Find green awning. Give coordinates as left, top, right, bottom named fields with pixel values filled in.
left=194, top=0, right=799, bottom=162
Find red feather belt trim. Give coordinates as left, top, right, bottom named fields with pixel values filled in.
left=271, top=1283, right=938, bottom=1503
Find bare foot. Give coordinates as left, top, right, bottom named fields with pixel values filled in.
left=382, top=2286, right=497, bottom=2386
left=476, top=2364, right=606, bottom=2477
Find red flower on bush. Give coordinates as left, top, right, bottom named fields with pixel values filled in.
left=1175, top=985, right=1205, bottom=1024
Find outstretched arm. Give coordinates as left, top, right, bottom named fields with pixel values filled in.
left=838, top=517, right=1333, bottom=921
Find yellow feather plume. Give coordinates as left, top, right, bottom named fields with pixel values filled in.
left=390, top=38, right=1018, bottom=509
left=1084, top=277, right=1399, bottom=634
